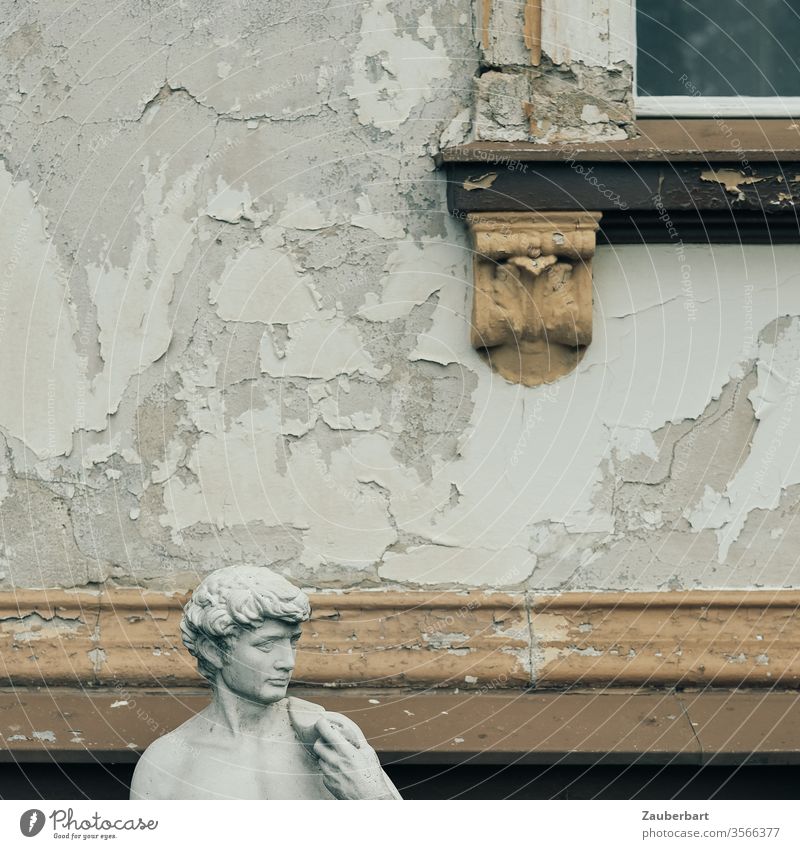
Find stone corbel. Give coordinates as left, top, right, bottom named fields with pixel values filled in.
left=466, top=211, right=601, bottom=387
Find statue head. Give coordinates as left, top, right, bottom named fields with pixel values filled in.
left=180, top=565, right=311, bottom=702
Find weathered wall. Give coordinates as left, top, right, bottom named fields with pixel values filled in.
left=1, top=1, right=798, bottom=595
left=475, top=0, right=636, bottom=142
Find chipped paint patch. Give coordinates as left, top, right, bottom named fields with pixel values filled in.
left=260, top=318, right=388, bottom=380
left=88, top=648, right=107, bottom=671
left=380, top=544, right=534, bottom=586
left=351, top=195, right=406, bottom=239
left=358, top=237, right=467, bottom=323
left=206, top=177, right=269, bottom=225
left=210, top=230, right=329, bottom=324
left=31, top=730, right=56, bottom=742
left=280, top=193, right=337, bottom=231
left=0, top=163, right=83, bottom=457
left=1, top=612, right=83, bottom=641
left=700, top=169, right=765, bottom=201
left=462, top=173, right=498, bottom=191
left=347, top=0, right=452, bottom=129
left=687, top=317, right=800, bottom=561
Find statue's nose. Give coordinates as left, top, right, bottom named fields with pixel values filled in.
left=274, top=646, right=295, bottom=671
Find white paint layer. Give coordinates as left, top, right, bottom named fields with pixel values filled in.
left=0, top=164, right=82, bottom=458
left=347, top=0, right=452, bottom=129
left=380, top=544, right=534, bottom=586
left=542, top=0, right=635, bottom=67
left=687, top=317, right=800, bottom=561
left=210, top=230, right=328, bottom=324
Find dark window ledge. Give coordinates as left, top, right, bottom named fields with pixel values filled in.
left=441, top=120, right=800, bottom=243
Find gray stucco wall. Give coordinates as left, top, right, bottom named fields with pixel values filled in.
left=1, top=1, right=798, bottom=593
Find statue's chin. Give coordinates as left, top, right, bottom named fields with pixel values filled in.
left=257, top=682, right=289, bottom=702
left=221, top=679, right=289, bottom=705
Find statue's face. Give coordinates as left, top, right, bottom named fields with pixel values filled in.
left=219, top=619, right=302, bottom=703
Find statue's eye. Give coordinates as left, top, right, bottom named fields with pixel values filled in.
left=255, top=641, right=275, bottom=652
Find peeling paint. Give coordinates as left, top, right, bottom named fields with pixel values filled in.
left=0, top=1, right=798, bottom=600
left=474, top=0, right=634, bottom=143
left=347, top=0, right=452, bottom=129
left=686, top=317, right=800, bottom=562
left=31, top=730, right=56, bottom=742
left=463, top=173, right=498, bottom=191
left=210, top=229, right=328, bottom=324
left=1, top=612, right=82, bottom=641
left=700, top=169, right=766, bottom=201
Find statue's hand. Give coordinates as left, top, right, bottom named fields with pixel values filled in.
left=313, top=717, right=394, bottom=800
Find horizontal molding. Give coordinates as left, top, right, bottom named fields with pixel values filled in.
left=441, top=130, right=800, bottom=242
left=438, top=121, right=800, bottom=163
left=0, top=590, right=529, bottom=689
left=533, top=591, right=800, bottom=688
left=596, top=209, right=800, bottom=245
left=445, top=160, right=800, bottom=214
left=533, top=590, right=800, bottom=610
left=1, top=589, right=798, bottom=690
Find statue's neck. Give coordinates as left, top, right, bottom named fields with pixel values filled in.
left=208, top=678, right=286, bottom=735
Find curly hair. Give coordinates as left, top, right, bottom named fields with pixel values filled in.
left=180, top=565, right=311, bottom=682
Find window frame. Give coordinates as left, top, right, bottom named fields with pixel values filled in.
left=633, top=0, right=800, bottom=118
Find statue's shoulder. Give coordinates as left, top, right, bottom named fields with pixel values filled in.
left=129, top=717, right=204, bottom=799
left=144, top=719, right=201, bottom=759
left=286, top=695, right=325, bottom=713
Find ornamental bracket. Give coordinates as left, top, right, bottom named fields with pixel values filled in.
left=466, top=211, right=601, bottom=387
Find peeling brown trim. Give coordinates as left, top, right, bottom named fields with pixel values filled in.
left=0, top=590, right=529, bottom=689
left=439, top=120, right=800, bottom=163
left=1, top=589, right=798, bottom=690
left=532, top=591, right=800, bottom=610
left=481, top=0, right=492, bottom=50
left=533, top=592, right=800, bottom=688
left=523, top=0, right=542, bottom=65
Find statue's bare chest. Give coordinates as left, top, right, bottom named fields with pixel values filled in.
left=170, top=734, right=330, bottom=800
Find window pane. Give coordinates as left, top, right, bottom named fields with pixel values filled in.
left=637, top=0, right=800, bottom=97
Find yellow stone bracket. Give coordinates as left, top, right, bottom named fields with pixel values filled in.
left=467, top=211, right=602, bottom=386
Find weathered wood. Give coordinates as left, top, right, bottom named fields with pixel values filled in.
left=439, top=120, right=800, bottom=163
left=447, top=162, right=800, bottom=214
left=3, top=686, right=799, bottom=765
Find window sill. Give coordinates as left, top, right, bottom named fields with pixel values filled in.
left=3, top=686, right=800, bottom=765
left=439, top=120, right=800, bottom=244
left=635, top=96, right=800, bottom=119
left=439, top=119, right=800, bottom=165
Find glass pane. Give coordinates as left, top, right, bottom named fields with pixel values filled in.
left=637, top=0, right=800, bottom=97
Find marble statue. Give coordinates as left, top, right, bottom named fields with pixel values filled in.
left=130, top=565, right=401, bottom=799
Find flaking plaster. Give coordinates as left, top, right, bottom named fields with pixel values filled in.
left=0, top=1, right=798, bottom=595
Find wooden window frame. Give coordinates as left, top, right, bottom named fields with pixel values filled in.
left=633, top=0, right=800, bottom=118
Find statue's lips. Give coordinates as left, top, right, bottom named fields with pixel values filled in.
left=264, top=679, right=290, bottom=685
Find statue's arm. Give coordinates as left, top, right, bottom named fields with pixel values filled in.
left=378, top=768, right=403, bottom=800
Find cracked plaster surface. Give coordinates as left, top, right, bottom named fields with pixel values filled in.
left=472, top=0, right=636, bottom=143
left=0, top=1, right=798, bottom=594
